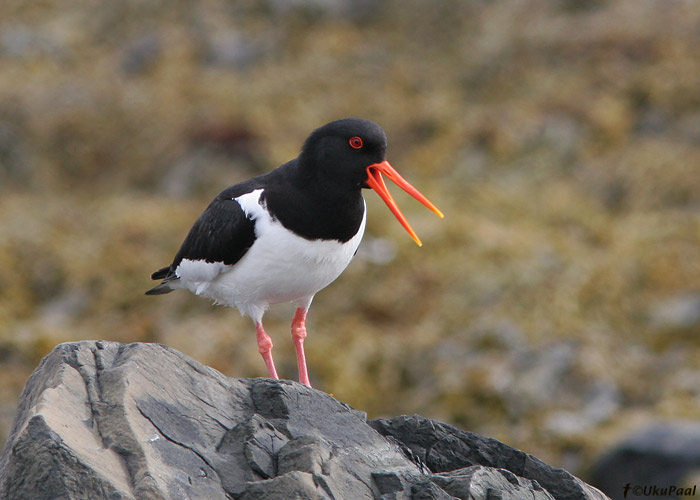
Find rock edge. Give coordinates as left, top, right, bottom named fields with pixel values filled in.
left=0, top=341, right=609, bottom=500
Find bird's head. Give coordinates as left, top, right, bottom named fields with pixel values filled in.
left=300, top=118, right=443, bottom=246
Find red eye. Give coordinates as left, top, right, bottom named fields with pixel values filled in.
left=349, top=136, right=363, bottom=149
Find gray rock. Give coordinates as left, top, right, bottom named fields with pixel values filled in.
left=199, top=30, right=271, bottom=70
left=649, top=292, right=700, bottom=331
left=431, top=466, right=555, bottom=500
left=263, top=0, right=379, bottom=20
left=0, top=105, right=34, bottom=187
left=369, top=415, right=609, bottom=500
left=0, top=341, right=609, bottom=500
left=120, top=33, right=162, bottom=75
left=0, top=23, right=67, bottom=61
left=590, top=421, right=700, bottom=500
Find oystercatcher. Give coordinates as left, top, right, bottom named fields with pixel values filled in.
left=146, top=118, right=443, bottom=387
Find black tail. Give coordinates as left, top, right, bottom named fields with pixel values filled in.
left=145, top=266, right=177, bottom=295
left=150, top=266, right=171, bottom=280
left=145, top=283, right=174, bottom=295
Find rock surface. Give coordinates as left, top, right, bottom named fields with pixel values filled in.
left=0, top=341, right=609, bottom=500
left=590, top=421, right=700, bottom=500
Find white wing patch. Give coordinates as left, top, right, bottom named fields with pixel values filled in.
left=235, top=189, right=265, bottom=223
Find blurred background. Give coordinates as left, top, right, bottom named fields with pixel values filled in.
left=1, top=0, right=700, bottom=494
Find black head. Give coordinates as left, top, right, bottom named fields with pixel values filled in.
left=298, top=118, right=388, bottom=188
left=296, top=118, right=443, bottom=246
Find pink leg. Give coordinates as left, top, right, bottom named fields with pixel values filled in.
left=255, top=322, right=279, bottom=379
left=291, top=308, right=311, bottom=387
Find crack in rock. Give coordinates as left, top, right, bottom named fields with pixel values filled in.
left=136, top=404, right=224, bottom=490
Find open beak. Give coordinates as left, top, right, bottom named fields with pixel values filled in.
left=365, top=161, right=444, bottom=246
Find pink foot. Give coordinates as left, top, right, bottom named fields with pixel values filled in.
left=291, top=308, right=311, bottom=387
left=255, top=322, right=279, bottom=379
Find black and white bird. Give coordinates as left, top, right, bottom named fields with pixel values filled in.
left=146, top=118, right=443, bottom=387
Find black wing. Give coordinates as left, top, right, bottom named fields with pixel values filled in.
left=146, top=180, right=263, bottom=294
left=174, top=196, right=256, bottom=266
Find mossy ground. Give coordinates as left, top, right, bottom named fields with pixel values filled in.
left=2, top=0, right=700, bottom=477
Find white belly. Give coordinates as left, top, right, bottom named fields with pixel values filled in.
left=175, top=189, right=366, bottom=321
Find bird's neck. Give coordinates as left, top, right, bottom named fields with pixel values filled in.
left=264, top=182, right=365, bottom=243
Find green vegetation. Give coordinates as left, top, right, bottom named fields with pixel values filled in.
left=2, top=0, right=699, bottom=476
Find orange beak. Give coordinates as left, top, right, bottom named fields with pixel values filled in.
left=365, top=161, right=444, bottom=246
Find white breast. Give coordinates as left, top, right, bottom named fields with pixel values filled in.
left=176, top=189, right=366, bottom=321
